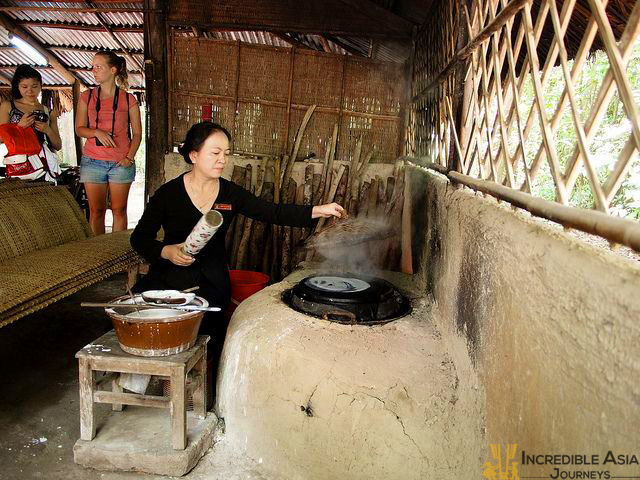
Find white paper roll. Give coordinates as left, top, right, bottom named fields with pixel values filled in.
left=182, top=209, right=223, bottom=256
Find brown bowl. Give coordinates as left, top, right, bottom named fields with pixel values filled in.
left=106, top=295, right=208, bottom=356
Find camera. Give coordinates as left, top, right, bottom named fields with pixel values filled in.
left=30, top=110, right=49, bottom=123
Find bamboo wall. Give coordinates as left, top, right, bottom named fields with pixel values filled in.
left=169, top=34, right=405, bottom=164
left=407, top=0, right=640, bottom=220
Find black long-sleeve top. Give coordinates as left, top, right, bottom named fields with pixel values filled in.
left=130, top=173, right=314, bottom=309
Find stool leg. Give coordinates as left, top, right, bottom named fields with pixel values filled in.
left=78, top=358, right=96, bottom=441
left=112, top=377, right=124, bottom=411
left=191, top=346, right=207, bottom=418
left=170, top=365, right=187, bottom=450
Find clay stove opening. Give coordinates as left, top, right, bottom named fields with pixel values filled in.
left=283, top=273, right=410, bottom=325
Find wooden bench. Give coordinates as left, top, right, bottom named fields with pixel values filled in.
left=0, top=178, right=143, bottom=327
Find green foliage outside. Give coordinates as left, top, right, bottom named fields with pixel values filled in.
left=482, top=39, right=640, bottom=220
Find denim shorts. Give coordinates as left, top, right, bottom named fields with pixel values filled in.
left=79, top=156, right=135, bottom=184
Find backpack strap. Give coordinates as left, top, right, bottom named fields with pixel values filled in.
left=126, top=92, right=131, bottom=140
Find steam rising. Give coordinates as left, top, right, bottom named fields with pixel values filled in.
left=305, top=216, right=394, bottom=274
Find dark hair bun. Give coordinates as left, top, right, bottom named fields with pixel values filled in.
left=178, top=121, right=232, bottom=165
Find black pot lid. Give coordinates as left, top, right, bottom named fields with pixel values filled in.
left=285, top=273, right=410, bottom=324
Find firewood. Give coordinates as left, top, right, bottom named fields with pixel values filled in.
left=302, top=164, right=315, bottom=240
left=311, top=173, right=322, bottom=205
left=249, top=178, right=274, bottom=272
left=315, top=164, right=346, bottom=232
left=237, top=158, right=269, bottom=269
left=282, top=105, right=316, bottom=187
left=303, top=164, right=314, bottom=206
left=367, top=176, right=378, bottom=217
left=334, top=165, right=348, bottom=208
left=386, top=176, right=395, bottom=205
left=321, top=124, right=338, bottom=203
left=358, top=181, right=371, bottom=217
left=348, top=196, right=358, bottom=218
left=231, top=164, right=252, bottom=266
left=350, top=149, right=373, bottom=215
left=280, top=178, right=297, bottom=278
left=376, top=175, right=385, bottom=216
left=226, top=165, right=246, bottom=252
left=292, top=183, right=305, bottom=248
left=345, top=137, right=362, bottom=208
left=270, top=157, right=282, bottom=280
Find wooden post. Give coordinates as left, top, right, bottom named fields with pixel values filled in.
left=72, top=80, right=84, bottom=166
left=78, top=358, right=96, bottom=441
left=144, top=0, right=169, bottom=199
left=170, top=364, right=186, bottom=450
left=192, top=346, right=207, bottom=419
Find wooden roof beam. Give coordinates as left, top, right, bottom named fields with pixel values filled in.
left=269, top=32, right=312, bottom=50
left=15, top=21, right=142, bottom=33
left=323, top=34, right=366, bottom=56
left=0, top=13, right=86, bottom=87
left=336, top=0, right=413, bottom=34
left=84, top=0, right=145, bottom=74
left=318, top=35, right=332, bottom=53
left=21, top=0, right=142, bottom=3
left=0, top=45, right=144, bottom=56
left=171, top=22, right=408, bottom=39
left=45, top=45, right=144, bottom=55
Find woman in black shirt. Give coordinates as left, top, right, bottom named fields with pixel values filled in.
left=130, top=122, right=344, bottom=398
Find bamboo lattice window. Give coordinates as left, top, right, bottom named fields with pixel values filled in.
left=408, top=0, right=640, bottom=218
left=170, top=33, right=406, bottom=163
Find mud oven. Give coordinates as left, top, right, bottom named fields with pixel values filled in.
left=216, top=266, right=482, bottom=479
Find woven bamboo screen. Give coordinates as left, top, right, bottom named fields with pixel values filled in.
left=408, top=0, right=640, bottom=216
left=170, top=33, right=406, bottom=163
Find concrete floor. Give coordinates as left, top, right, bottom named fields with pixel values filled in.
left=0, top=274, right=274, bottom=480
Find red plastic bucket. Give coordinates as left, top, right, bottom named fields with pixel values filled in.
left=225, top=270, right=270, bottom=319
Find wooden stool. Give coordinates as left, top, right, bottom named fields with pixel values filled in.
left=75, top=330, right=209, bottom=450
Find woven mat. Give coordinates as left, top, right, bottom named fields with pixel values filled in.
left=0, top=257, right=139, bottom=329
left=0, top=183, right=90, bottom=261
left=0, top=178, right=49, bottom=192
left=0, top=230, right=143, bottom=327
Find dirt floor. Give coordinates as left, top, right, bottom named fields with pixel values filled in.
left=0, top=274, right=271, bottom=480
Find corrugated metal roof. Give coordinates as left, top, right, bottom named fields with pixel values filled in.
left=0, top=0, right=412, bottom=92
left=0, top=47, right=37, bottom=65
left=26, top=27, right=142, bottom=51
left=0, top=1, right=144, bottom=89
left=193, top=29, right=403, bottom=62
left=0, top=65, right=67, bottom=85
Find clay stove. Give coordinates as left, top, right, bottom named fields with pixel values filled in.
left=215, top=266, right=483, bottom=479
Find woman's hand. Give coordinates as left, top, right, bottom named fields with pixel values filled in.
left=161, top=243, right=195, bottom=267
left=118, top=155, right=135, bottom=167
left=33, top=121, right=51, bottom=135
left=312, top=202, right=347, bottom=219
left=94, top=128, right=117, bottom=148
left=17, top=114, right=35, bottom=129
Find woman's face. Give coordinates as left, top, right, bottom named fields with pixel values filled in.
left=91, top=54, right=116, bottom=85
left=190, top=131, right=230, bottom=178
left=17, top=77, right=41, bottom=102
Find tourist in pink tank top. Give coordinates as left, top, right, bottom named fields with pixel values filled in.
left=75, top=52, right=142, bottom=235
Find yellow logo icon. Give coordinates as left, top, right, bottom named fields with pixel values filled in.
left=482, top=444, right=519, bottom=480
